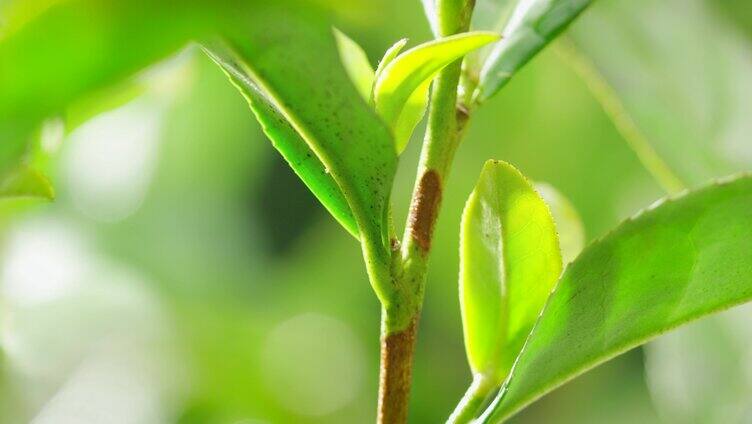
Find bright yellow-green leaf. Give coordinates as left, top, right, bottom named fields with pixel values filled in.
left=333, top=28, right=375, bottom=102
left=0, top=165, right=54, bottom=200
left=480, top=174, right=752, bottom=423
left=373, top=31, right=499, bottom=153
left=535, top=182, right=585, bottom=264
left=372, top=38, right=408, bottom=102
left=460, top=160, right=562, bottom=386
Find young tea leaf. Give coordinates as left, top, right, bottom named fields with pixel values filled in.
left=459, top=161, right=562, bottom=390
left=373, top=31, right=499, bottom=153
left=479, top=174, right=752, bottom=423
left=474, top=0, right=594, bottom=103
left=372, top=38, right=409, bottom=101
left=333, top=28, right=375, bottom=102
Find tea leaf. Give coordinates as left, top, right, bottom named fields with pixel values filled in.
left=460, top=161, right=562, bottom=387
left=0, top=0, right=230, bottom=174
left=214, top=6, right=398, bottom=300
left=373, top=38, right=408, bottom=100
left=333, top=28, right=375, bottom=102
left=535, top=182, right=584, bottom=264
left=474, top=0, right=594, bottom=103
left=373, top=31, right=499, bottom=153
left=206, top=44, right=359, bottom=237
left=479, top=174, right=752, bottom=423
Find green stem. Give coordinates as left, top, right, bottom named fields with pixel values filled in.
left=554, top=38, right=686, bottom=195
left=376, top=1, right=476, bottom=423
left=447, top=375, right=496, bottom=424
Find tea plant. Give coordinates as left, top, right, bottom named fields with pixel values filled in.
left=1, top=0, right=751, bottom=423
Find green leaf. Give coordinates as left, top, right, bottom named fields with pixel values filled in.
left=479, top=174, right=752, bottom=423
left=535, top=182, right=584, bottom=264
left=372, top=38, right=408, bottom=100
left=373, top=31, right=499, bottom=153
left=460, top=161, right=562, bottom=386
left=0, top=0, right=230, bottom=174
left=473, top=0, right=594, bottom=103
left=212, top=6, right=398, bottom=301
left=205, top=44, right=360, bottom=238
left=0, top=165, right=54, bottom=200
left=333, top=28, right=375, bottom=102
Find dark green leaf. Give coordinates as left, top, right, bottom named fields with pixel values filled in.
left=480, top=174, right=752, bottom=422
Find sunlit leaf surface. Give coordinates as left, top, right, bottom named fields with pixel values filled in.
left=480, top=174, right=752, bottom=422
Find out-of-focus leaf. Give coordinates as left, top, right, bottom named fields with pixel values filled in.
left=479, top=174, right=752, bottom=423
left=214, top=6, right=398, bottom=300
left=459, top=160, right=561, bottom=387
left=373, top=31, right=499, bottom=152
left=535, top=182, right=584, bottom=264
left=0, top=165, right=54, bottom=200
left=0, top=0, right=233, bottom=174
left=64, top=80, right=147, bottom=132
left=645, top=304, right=752, bottom=424
left=333, top=28, right=375, bottom=102
left=473, top=0, right=593, bottom=103
left=569, top=0, right=752, bottom=186
left=205, top=44, right=360, bottom=238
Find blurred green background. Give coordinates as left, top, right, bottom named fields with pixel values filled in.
left=1, top=0, right=751, bottom=422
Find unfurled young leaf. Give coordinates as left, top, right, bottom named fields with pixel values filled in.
left=373, top=31, right=499, bottom=153
left=0, top=165, right=54, bottom=200
left=479, top=174, right=752, bottom=423
left=535, top=183, right=584, bottom=264
left=333, top=28, right=375, bottom=102
left=373, top=38, right=409, bottom=99
left=459, top=160, right=562, bottom=392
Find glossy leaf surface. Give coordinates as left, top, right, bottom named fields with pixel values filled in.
left=460, top=160, right=562, bottom=384
left=373, top=32, right=499, bottom=152
left=480, top=174, right=752, bottom=422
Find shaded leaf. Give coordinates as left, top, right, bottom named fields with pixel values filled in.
left=535, top=182, right=584, bottom=264
left=373, top=31, right=499, bottom=152
left=460, top=160, right=562, bottom=386
left=333, top=28, right=375, bottom=102
left=479, top=174, right=752, bottom=423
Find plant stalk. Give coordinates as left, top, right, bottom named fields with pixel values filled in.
left=376, top=1, right=476, bottom=422
left=447, top=375, right=495, bottom=423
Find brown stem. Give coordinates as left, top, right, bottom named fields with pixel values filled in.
left=378, top=317, right=419, bottom=424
